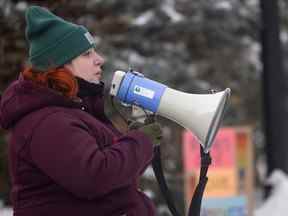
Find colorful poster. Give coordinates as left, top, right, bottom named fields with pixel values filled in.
left=183, top=127, right=253, bottom=215
left=182, top=128, right=237, bottom=172
left=204, top=169, right=238, bottom=197
left=183, top=128, right=238, bottom=198
left=185, top=169, right=238, bottom=198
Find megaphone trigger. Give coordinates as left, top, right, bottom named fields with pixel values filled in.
left=127, top=120, right=144, bottom=130
left=144, top=114, right=157, bottom=124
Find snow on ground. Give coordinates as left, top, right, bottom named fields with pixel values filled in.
left=254, top=170, right=288, bottom=216
left=0, top=207, right=12, bottom=216
left=160, top=0, right=184, bottom=23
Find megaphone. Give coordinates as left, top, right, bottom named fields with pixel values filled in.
left=110, top=70, right=231, bottom=153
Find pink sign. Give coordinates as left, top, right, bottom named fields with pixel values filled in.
left=182, top=128, right=237, bottom=172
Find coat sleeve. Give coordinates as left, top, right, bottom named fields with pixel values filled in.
left=29, top=111, right=153, bottom=200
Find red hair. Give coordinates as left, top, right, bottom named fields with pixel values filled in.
left=22, top=67, right=79, bottom=99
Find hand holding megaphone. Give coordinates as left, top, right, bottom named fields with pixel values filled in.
left=128, top=109, right=162, bottom=147
left=110, top=70, right=230, bottom=153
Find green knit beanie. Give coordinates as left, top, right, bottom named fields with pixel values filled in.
left=25, top=6, right=96, bottom=71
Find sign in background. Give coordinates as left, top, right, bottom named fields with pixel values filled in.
left=182, top=127, right=254, bottom=216
left=183, top=128, right=238, bottom=197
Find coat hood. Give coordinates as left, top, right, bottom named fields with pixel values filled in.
left=0, top=75, right=83, bottom=129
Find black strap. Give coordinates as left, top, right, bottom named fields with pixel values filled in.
left=152, top=145, right=211, bottom=216
left=152, top=145, right=182, bottom=216
left=188, top=147, right=211, bottom=216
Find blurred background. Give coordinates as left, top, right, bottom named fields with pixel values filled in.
left=1, top=0, right=288, bottom=215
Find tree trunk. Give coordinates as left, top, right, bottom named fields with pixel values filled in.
left=260, top=0, right=288, bottom=186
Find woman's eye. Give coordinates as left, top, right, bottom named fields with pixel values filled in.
left=83, top=50, right=91, bottom=56
left=83, top=50, right=92, bottom=56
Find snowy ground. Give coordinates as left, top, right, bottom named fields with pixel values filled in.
left=0, top=207, right=12, bottom=216
left=254, top=170, right=288, bottom=216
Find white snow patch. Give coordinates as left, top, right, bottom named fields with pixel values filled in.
left=143, top=189, right=155, bottom=199
left=3, top=2, right=11, bottom=16
left=0, top=207, right=13, bottom=216
left=142, top=166, right=154, bottom=179
left=215, top=1, right=232, bottom=10
left=254, top=170, right=288, bottom=216
left=161, top=0, right=185, bottom=23
left=242, top=37, right=261, bottom=71
left=281, top=31, right=288, bottom=44
left=246, top=0, right=258, bottom=7
left=15, top=1, right=28, bottom=11
left=132, top=10, right=155, bottom=26
left=128, top=51, right=146, bottom=65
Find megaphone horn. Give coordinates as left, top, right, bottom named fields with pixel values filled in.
left=110, top=70, right=231, bottom=153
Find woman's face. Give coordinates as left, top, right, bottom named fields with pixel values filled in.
left=64, top=48, right=105, bottom=83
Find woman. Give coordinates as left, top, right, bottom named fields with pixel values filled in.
left=0, top=6, right=162, bottom=216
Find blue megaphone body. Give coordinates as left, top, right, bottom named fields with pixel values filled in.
left=114, top=71, right=167, bottom=112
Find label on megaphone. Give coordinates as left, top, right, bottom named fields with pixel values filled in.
left=110, top=71, right=167, bottom=113
left=133, top=85, right=155, bottom=99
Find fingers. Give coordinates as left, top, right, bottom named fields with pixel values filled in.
left=144, top=115, right=156, bottom=124
left=128, top=121, right=144, bottom=130
left=151, top=123, right=162, bottom=133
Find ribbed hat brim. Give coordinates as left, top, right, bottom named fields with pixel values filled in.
left=30, top=26, right=95, bottom=71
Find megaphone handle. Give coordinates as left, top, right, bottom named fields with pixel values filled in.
left=144, top=114, right=156, bottom=124
left=188, top=147, right=211, bottom=216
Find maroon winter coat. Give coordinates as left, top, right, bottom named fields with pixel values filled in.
left=0, top=75, right=156, bottom=216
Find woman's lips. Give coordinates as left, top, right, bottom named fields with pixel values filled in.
left=95, top=70, right=102, bottom=75
left=94, top=72, right=102, bottom=79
